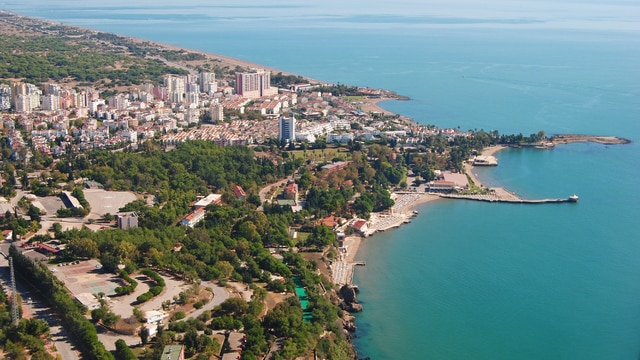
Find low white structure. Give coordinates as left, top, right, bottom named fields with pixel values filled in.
left=194, top=193, right=222, bottom=208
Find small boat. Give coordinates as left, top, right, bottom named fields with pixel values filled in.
left=568, top=194, right=579, bottom=202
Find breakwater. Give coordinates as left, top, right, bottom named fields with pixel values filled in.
left=440, top=194, right=577, bottom=204
left=439, top=190, right=579, bottom=204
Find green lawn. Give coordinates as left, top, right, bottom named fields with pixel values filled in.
left=287, top=148, right=350, bottom=161
left=294, top=231, right=311, bottom=246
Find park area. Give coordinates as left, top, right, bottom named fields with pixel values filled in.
left=287, top=147, right=351, bottom=162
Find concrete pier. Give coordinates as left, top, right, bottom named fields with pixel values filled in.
left=438, top=188, right=578, bottom=204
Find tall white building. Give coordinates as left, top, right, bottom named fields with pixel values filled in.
left=15, top=94, right=41, bottom=113
left=11, top=83, right=41, bottom=113
left=108, top=94, right=129, bottom=110
left=185, top=91, right=199, bottom=105
left=210, top=104, right=224, bottom=122
left=164, top=76, right=186, bottom=104
left=41, top=94, right=60, bottom=111
left=198, top=72, right=217, bottom=94
left=279, top=115, right=296, bottom=143
left=235, top=69, right=278, bottom=99
left=0, top=85, right=10, bottom=110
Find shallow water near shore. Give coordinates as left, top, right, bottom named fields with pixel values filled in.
left=353, top=142, right=640, bottom=359
left=3, top=1, right=640, bottom=359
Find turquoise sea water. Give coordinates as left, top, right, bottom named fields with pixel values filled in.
left=3, top=1, right=639, bottom=359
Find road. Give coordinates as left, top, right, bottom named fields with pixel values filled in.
left=0, top=244, right=79, bottom=360
left=182, top=280, right=230, bottom=321
left=257, top=179, right=290, bottom=210
left=98, top=274, right=230, bottom=350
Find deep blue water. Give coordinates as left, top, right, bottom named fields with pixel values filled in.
left=3, top=1, right=639, bottom=359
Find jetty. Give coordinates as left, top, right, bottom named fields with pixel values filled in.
left=438, top=187, right=579, bottom=204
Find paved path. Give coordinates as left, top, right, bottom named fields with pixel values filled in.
left=183, top=280, right=230, bottom=321
left=258, top=179, right=290, bottom=210
left=0, top=245, right=79, bottom=360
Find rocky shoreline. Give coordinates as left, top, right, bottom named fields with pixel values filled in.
left=550, top=134, right=631, bottom=145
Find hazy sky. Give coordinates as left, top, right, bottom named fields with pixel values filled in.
left=2, top=0, right=638, bottom=31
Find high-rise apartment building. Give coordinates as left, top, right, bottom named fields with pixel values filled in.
left=235, top=69, right=278, bottom=99
left=279, top=115, right=296, bottom=143
left=210, top=104, right=224, bottom=122
left=164, top=76, right=186, bottom=104
left=41, top=94, right=60, bottom=111
left=0, top=85, right=10, bottom=110
left=198, top=72, right=217, bottom=94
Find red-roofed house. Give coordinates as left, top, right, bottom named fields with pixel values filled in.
left=351, top=220, right=369, bottom=235
left=442, top=172, right=469, bottom=189
left=180, top=208, right=206, bottom=228
left=2, top=229, right=13, bottom=241
left=283, top=182, right=298, bottom=201
left=232, top=185, right=246, bottom=200
left=320, top=216, right=337, bottom=228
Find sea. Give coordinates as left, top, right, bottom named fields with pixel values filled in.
left=3, top=1, right=639, bottom=359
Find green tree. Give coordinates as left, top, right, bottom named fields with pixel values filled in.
left=305, top=225, right=335, bottom=249
left=67, top=237, right=100, bottom=259
left=139, top=326, right=149, bottom=345
left=114, top=339, right=136, bottom=360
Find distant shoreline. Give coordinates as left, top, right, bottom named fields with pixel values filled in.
left=0, top=9, right=324, bottom=84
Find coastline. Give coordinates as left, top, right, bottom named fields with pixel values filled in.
left=343, top=145, right=509, bottom=285
left=2, top=10, right=634, bottom=359
left=464, top=145, right=507, bottom=188
left=0, top=10, right=323, bottom=85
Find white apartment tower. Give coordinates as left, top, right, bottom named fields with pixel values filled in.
left=279, top=115, right=296, bottom=143
left=210, top=104, right=224, bottom=122
left=164, top=76, right=186, bottom=104
left=0, top=85, right=10, bottom=110
left=198, top=72, right=217, bottom=94
left=235, top=69, right=278, bottom=99
left=41, top=94, right=60, bottom=111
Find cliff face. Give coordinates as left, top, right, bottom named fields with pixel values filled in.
left=339, top=284, right=363, bottom=313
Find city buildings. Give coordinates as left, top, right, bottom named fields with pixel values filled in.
left=235, top=69, right=278, bottom=99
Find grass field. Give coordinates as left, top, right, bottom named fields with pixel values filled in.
left=287, top=148, right=351, bottom=161
left=344, top=96, right=365, bottom=102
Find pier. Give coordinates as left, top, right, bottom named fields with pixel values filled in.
left=439, top=188, right=579, bottom=204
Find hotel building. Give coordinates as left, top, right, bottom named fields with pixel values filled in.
left=235, top=69, right=278, bottom=99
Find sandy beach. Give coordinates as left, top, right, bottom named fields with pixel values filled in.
left=464, top=145, right=506, bottom=188
left=341, top=144, right=509, bottom=277
left=358, top=97, right=399, bottom=116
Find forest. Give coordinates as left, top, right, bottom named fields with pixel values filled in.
left=0, top=35, right=188, bottom=85
left=2, top=139, right=408, bottom=359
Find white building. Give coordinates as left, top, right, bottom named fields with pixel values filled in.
left=0, top=85, right=11, bottom=110
left=198, top=72, right=217, bottom=94
left=235, top=69, right=278, bottom=99
left=210, top=104, right=224, bottom=122
left=279, top=115, right=296, bottom=143
left=180, top=207, right=206, bottom=228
